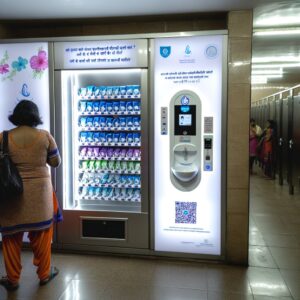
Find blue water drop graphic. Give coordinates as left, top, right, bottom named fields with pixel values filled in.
left=21, top=83, right=30, bottom=97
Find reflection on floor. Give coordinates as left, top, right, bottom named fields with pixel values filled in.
left=0, top=168, right=300, bottom=300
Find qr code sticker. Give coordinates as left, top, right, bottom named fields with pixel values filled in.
left=175, top=202, right=197, bottom=224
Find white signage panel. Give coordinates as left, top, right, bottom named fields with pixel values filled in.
left=0, top=43, right=50, bottom=132
left=54, top=39, right=147, bottom=69
left=154, top=35, right=225, bottom=255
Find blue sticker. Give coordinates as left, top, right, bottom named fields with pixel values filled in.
left=160, top=46, right=171, bottom=58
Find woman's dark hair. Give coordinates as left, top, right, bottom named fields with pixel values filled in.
left=8, top=100, right=43, bottom=127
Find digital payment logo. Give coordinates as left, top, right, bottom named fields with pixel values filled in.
left=160, top=46, right=171, bottom=58
left=181, top=95, right=190, bottom=105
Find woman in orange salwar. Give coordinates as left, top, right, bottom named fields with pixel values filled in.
left=0, top=100, right=62, bottom=291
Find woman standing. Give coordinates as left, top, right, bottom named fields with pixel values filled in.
left=249, top=121, right=258, bottom=174
left=0, top=100, right=62, bottom=291
left=262, top=119, right=275, bottom=179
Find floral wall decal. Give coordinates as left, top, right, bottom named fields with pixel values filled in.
left=30, top=49, right=48, bottom=79
left=12, top=57, right=28, bottom=72
left=0, top=47, right=48, bottom=81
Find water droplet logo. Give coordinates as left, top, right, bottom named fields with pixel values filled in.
left=205, top=45, right=218, bottom=59
left=21, top=83, right=30, bottom=97
left=185, top=45, right=191, bottom=55
left=181, top=96, right=190, bottom=105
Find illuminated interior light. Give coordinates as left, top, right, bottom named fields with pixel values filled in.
left=255, top=16, right=300, bottom=27
left=253, top=28, right=300, bottom=36
left=252, top=56, right=300, bottom=63
left=252, top=63, right=300, bottom=69
left=232, top=61, right=250, bottom=67
left=252, top=86, right=292, bottom=90
left=251, top=76, right=268, bottom=84
left=252, top=68, right=282, bottom=75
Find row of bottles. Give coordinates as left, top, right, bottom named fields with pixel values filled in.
left=76, top=84, right=142, bottom=204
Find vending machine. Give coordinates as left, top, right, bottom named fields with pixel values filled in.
left=152, top=34, right=227, bottom=257
left=54, top=39, right=149, bottom=251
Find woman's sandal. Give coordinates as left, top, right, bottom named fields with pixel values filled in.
left=0, top=276, right=19, bottom=291
left=39, top=266, right=59, bottom=286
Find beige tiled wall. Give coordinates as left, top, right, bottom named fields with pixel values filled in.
left=226, top=10, right=252, bottom=264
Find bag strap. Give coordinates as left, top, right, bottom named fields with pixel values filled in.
left=2, top=131, right=9, bottom=155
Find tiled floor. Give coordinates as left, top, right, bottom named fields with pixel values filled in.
left=0, top=166, right=299, bottom=300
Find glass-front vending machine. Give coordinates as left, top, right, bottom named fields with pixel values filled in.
left=54, top=39, right=149, bottom=251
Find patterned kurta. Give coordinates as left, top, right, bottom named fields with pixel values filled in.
left=0, top=129, right=60, bottom=236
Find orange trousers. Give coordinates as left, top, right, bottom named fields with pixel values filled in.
left=2, top=226, right=53, bottom=284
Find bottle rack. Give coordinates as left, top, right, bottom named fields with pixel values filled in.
left=76, top=86, right=142, bottom=204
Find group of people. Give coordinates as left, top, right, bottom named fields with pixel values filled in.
left=0, top=100, right=62, bottom=291
left=249, top=118, right=276, bottom=178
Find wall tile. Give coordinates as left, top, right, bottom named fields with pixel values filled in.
left=227, top=188, right=249, bottom=214
left=228, top=83, right=251, bottom=110
left=228, top=11, right=253, bottom=38
left=226, top=213, right=249, bottom=264
left=228, top=63, right=251, bottom=84
left=228, top=38, right=252, bottom=63
left=227, top=10, right=252, bottom=265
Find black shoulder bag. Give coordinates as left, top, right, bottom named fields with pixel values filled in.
left=0, top=131, right=23, bottom=201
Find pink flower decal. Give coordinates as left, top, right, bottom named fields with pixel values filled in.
left=30, top=50, right=48, bottom=71
left=0, top=64, right=9, bottom=74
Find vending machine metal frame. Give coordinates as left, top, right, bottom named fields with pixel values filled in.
left=53, top=38, right=150, bottom=252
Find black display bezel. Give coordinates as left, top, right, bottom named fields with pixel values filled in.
left=174, top=105, right=196, bottom=136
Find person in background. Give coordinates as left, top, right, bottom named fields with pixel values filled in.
left=261, top=119, right=275, bottom=179
left=0, top=100, right=62, bottom=291
left=249, top=120, right=259, bottom=174
left=250, top=118, right=262, bottom=138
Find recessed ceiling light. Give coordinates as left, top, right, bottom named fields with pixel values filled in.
left=253, top=28, right=300, bottom=36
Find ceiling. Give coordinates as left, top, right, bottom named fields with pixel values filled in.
left=251, top=1, right=300, bottom=101
left=0, top=0, right=299, bottom=101
left=0, top=0, right=253, bottom=20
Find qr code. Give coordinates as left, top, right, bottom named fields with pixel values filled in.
left=175, top=202, right=197, bottom=224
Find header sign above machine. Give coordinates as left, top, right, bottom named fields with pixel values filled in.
left=54, top=39, right=148, bottom=70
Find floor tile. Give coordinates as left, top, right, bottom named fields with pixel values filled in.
left=247, top=267, right=291, bottom=297
left=208, top=291, right=254, bottom=299
left=248, top=246, right=277, bottom=268
left=207, top=265, right=251, bottom=294
left=150, top=261, right=208, bottom=290
left=280, top=269, right=300, bottom=299
left=59, top=279, right=108, bottom=300
left=262, top=233, right=300, bottom=248
left=269, top=247, right=300, bottom=270
left=253, top=296, right=293, bottom=300
left=249, top=231, right=266, bottom=246
left=148, top=286, right=208, bottom=300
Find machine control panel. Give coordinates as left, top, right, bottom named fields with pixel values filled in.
left=203, top=136, right=213, bottom=171
left=161, top=107, right=168, bottom=135
left=169, top=90, right=201, bottom=191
